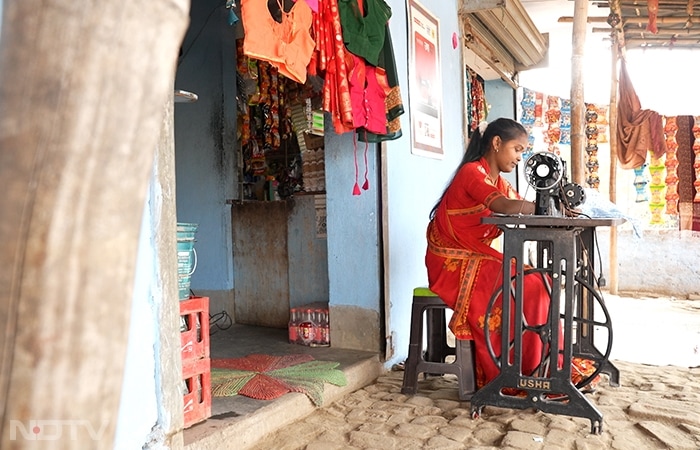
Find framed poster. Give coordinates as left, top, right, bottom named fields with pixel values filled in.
left=408, top=0, right=443, bottom=158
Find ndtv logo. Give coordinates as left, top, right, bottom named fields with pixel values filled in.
left=9, top=419, right=109, bottom=441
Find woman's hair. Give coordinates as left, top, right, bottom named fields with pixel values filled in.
left=429, top=118, right=527, bottom=219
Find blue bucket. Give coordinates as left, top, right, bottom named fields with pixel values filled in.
left=177, top=222, right=198, bottom=300
left=177, top=222, right=198, bottom=241
left=177, top=240, right=196, bottom=275
left=178, top=273, right=193, bottom=300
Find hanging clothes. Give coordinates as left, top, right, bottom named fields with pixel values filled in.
left=648, top=112, right=667, bottom=160
left=337, top=0, right=391, bottom=67
left=357, top=25, right=404, bottom=143
left=336, top=0, right=394, bottom=193
left=469, top=71, right=487, bottom=134
left=311, top=0, right=354, bottom=134
left=676, top=116, right=700, bottom=230
left=301, top=0, right=319, bottom=13
left=616, top=58, right=655, bottom=169
left=338, top=0, right=392, bottom=134
left=347, top=54, right=386, bottom=134
left=240, top=0, right=315, bottom=84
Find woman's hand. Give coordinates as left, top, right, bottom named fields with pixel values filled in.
left=490, top=197, right=535, bottom=215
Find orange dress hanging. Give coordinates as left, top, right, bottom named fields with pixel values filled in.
left=240, top=0, right=315, bottom=84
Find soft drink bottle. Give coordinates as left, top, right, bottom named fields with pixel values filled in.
left=298, top=308, right=315, bottom=345
left=288, top=308, right=299, bottom=344
left=319, top=309, right=330, bottom=346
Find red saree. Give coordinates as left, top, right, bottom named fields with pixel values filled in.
left=425, top=158, right=554, bottom=388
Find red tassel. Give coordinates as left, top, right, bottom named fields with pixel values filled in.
left=353, top=134, right=361, bottom=195
left=362, top=134, right=369, bottom=190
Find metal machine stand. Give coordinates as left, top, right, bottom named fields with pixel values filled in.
left=469, top=216, right=623, bottom=434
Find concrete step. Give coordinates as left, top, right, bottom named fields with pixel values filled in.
left=182, top=324, right=383, bottom=449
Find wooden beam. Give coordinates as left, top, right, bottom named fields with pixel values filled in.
left=624, top=40, right=700, bottom=48
left=570, top=0, right=588, bottom=186
left=608, top=42, right=620, bottom=295
left=619, top=0, right=698, bottom=5
left=593, top=26, right=700, bottom=36
left=607, top=0, right=624, bottom=294
left=559, top=16, right=612, bottom=23
left=559, top=16, right=700, bottom=24
left=609, top=0, right=627, bottom=56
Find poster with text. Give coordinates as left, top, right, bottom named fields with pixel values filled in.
left=408, top=0, right=442, bottom=158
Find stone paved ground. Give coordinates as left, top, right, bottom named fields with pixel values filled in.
left=250, top=360, right=700, bottom=450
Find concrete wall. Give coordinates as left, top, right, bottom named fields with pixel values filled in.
left=596, top=228, right=700, bottom=298
left=174, top=1, right=331, bottom=322
left=484, top=79, right=516, bottom=120
left=325, top=129, right=383, bottom=351
left=382, top=0, right=472, bottom=366
left=115, top=190, right=161, bottom=449
left=288, top=195, right=330, bottom=308
left=116, top=98, right=184, bottom=449
left=174, top=0, right=237, bottom=317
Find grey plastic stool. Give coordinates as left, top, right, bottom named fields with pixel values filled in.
left=401, top=287, right=477, bottom=401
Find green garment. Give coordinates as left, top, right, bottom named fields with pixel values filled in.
left=338, top=0, right=392, bottom=66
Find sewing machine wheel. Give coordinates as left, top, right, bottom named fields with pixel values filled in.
left=562, top=183, right=586, bottom=208
left=483, top=268, right=613, bottom=390
left=524, top=152, right=563, bottom=191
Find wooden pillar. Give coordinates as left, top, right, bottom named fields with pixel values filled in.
left=0, top=1, right=190, bottom=448
left=607, top=0, right=626, bottom=294
left=608, top=38, right=621, bottom=294
left=570, top=0, right=589, bottom=184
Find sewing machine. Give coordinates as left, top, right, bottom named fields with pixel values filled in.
left=524, top=151, right=586, bottom=216
left=471, top=152, right=621, bottom=434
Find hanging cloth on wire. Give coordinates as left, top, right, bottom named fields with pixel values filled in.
left=616, top=58, right=656, bottom=169
left=240, top=0, right=315, bottom=84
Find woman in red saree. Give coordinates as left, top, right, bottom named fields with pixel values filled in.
left=426, top=118, right=563, bottom=389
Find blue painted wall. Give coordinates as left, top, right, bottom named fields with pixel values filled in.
left=325, top=129, right=382, bottom=312
left=485, top=78, right=518, bottom=187
left=485, top=79, right=516, bottom=120
left=381, top=0, right=471, bottom=366
left=265, top=0, right=517, bottom=365
left=174, top=1, right=236, bottom=294
left=288, top=195, right=330, bottom=308
left=170, top=0, right=516, bottom=368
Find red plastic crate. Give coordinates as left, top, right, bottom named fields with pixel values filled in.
left=180, top=296, right=210, bottom=363
left=182, top=357, right=211, bottom=428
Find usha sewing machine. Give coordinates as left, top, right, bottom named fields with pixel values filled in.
left=470, top=152, right=621, bottom=435
left=524, top=150, right=586, bottom=216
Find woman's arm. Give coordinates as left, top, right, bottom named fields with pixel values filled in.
left=489, top=196, right=535, bottom=215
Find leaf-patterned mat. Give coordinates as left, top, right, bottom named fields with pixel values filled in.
left=210, top=354, right=347, bottom=406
